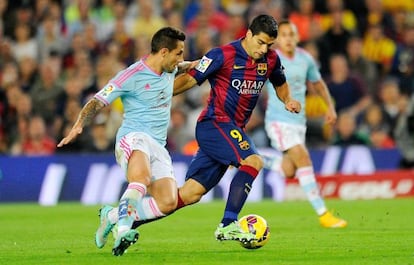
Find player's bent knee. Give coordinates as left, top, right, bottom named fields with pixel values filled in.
left=242, top=154, right=264, bottom=171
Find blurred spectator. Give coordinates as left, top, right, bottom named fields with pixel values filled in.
left=391, top=24, right=414, bottom=96
left=131, top=1, right=166, bottom=40
left=289, top=0, right=323, bottom=42
left=1, top=61, right=19, bottom=88
left=361, top=0, right=395, bottom=38
left=84, top=112, right=115, bottom=153
left=105, top=19, right=135, bottom=66
left=65, top=0, right=94, bottom=39
left=30, top=57, right=64, bottom=128
left=226, top=14, right=248, bottom=40
left=362, top=22, right=396, bottom=75
left=0, top=0, right=7, bottom=38
left=325, top=54, right=371, bottom=117
left=346, top=36, right=379, bottom=96
left=167, top=106, right=194, bottom=153
left=2, top=82, right=23, bottom=139
left=247, top=0, right=286, bottom=24
left=82, top=21, right=103, bottom=63
left=62, top=31, right=86, bottom=73
left=36, top=10, right=66, bottom=63
left=188, top=27, right=216, bottom=60
left=382, top=0, right=414, bottom=13
left=357, top=103, right=395, bottom=148
left=11, top=22, right=38, bottom=62
left=90, top=0, right=116, bottom=42
left=332, top=111, right=370, bottom=146
left=57, top=98, right=91, bottom=153
left=17, top=56, right=38, bottom=92
left=221, top=0, right=249, bottom=16
left=391, top=8, right=410, bottom=44
left=394, top=96, right=414, bottom=168
left=0, top=38, right=16, bottom=66
left=186, top=0, right=229, bottom=35
left=8, top=93, right=32, bottom=154
left=317, top=3, right=353, bottom=74
left=377, top=77, right=405, bottom=132
left=21, top=115, right=56, bottom=155
left=320, top=0, right=358, bottom=33
left=3, top=3, right=34, bottom=38
left=305, top=84, right=333, bottom=148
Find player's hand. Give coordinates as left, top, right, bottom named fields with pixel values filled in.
left=57, top=126, right=83, bottom=147
left=325, top=108, right=337, bottom=125
left=285, top=99, right=301, bottom=113
left=178, top=60, right=199, bottom=72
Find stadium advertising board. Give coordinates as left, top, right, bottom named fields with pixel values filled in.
left=0, top=146, right=413, bottom=204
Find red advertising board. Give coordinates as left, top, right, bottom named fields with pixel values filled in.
left=285, top=170, right=414, bottom=200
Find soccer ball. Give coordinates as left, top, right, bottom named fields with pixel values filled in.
left=238, top=214, right=270, bottom=249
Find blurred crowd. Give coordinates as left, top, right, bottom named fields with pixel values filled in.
left=0, top=0, right=414, bottom=167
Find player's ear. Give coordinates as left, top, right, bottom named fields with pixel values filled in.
left=160, top=47, right=169, bottom=58
left=245, top=29, right=253, bottom=39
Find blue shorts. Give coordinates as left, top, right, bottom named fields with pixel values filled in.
left=185, top=119, right=258, bottom=192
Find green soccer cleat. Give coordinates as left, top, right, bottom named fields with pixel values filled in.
left=112, top=229, right=139, bottom=256
left=95, top=205, right=115, bottom=248
left=214, top=221, right=255, bottom=244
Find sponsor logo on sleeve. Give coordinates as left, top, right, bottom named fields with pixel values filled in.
left=195, top=56, right=213, bottom=73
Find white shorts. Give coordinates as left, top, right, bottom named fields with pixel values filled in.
left=265, top=121, right=306, bottom=152
left=115, top=132, right=174, bottom=181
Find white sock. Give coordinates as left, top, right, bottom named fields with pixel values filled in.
left=118, top=182, right=147, bottom=236
left=107, top=196, right=166, bottom=225
left=296, top=166, right=327, bottom=216
left=135, top=197, right=166, bottom=221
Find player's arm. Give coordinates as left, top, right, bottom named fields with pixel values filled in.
left=173, top=73, right=198, bottom=95
left=177, top=60, right=200, bottom=75
left=57, top=98, right=105, bottom=147
left=273, top=81, right=301, bottom=113
left=313, top=80, right=337, bottom=125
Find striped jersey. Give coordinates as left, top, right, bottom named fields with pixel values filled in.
left=94, top=59, right=177, bottom=146
left=189, top=39, right=286, bottom=128
left=265, top=47, right=321, bottom=125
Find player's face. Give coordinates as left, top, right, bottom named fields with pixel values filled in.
left=245, top=31, right=276, bottom=60
left=276, top=23, right=299, bottom=54
left=163, top=41, right=185, bottom=73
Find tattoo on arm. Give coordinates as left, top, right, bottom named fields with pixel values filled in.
left=77, top=98, right=105, bottom=126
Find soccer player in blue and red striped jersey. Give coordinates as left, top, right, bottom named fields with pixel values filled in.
left=171, top=14, right=301, bottom=243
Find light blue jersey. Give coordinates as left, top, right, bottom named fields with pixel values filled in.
left=265, top=48, right=321, bottom=125
left=95, top=59, right=177, bottom=146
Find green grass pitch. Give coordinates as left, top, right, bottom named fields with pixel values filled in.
left=0, top=199, right=413, bottom=265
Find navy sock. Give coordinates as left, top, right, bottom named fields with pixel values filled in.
left=221, top=165, right=258, bottom=226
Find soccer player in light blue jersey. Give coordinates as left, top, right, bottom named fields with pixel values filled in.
left=263, top=20, right=347, bottom=228
left=58, top=27, right=196, bottom=255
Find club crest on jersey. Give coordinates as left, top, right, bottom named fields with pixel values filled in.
left=257, top=63, right=267, bottom=75
left=239, top=140, right=250, bottom=150
left=196, top=56, right=212, bottom=73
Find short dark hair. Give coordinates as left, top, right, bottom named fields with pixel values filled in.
left=249, top=14, right=278, bottom=38
left=151, top=27, right=186, bottom=53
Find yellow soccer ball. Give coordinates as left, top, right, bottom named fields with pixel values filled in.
left=238, top=214, right=270, bottom=249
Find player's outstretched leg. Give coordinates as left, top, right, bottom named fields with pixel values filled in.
left=95, top=205, right=116, bottom=248
left=112, top=229, right=139, bottom=256
left=214, top=221, right=255, bottom=244
left=319, top=211, right=347, bottom=228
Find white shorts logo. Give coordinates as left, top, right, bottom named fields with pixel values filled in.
left=195, top=56, right=213, bottom=73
